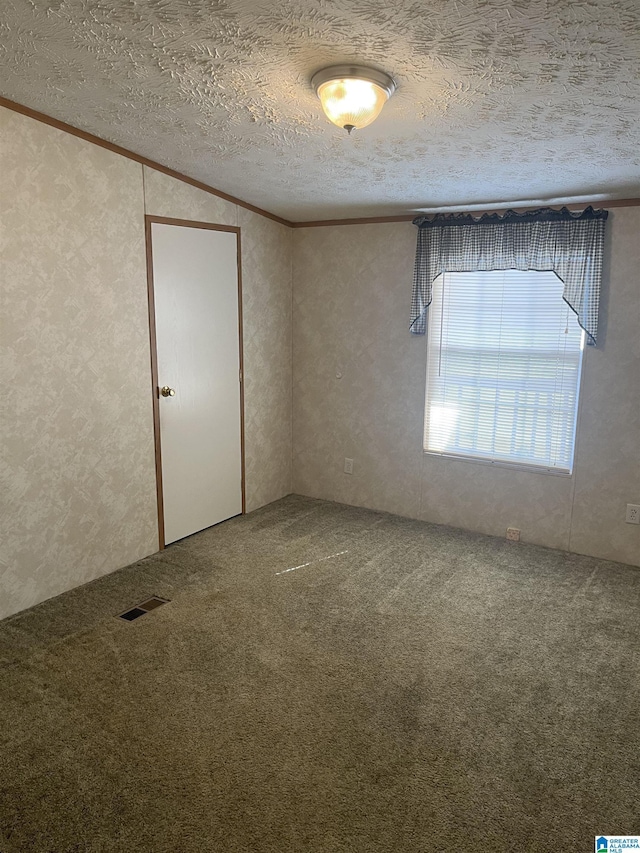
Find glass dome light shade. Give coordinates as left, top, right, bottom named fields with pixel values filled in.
left=317, top=78, right=388, bottom=130
left=312, top=66, right=396, bottom=132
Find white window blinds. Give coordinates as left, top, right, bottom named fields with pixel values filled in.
left=424, top=270, right=584, bottom=473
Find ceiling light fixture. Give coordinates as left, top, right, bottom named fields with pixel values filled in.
left=311, top=65, right=396, bottom=134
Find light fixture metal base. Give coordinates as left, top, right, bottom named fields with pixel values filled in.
left=311, top=65, right=396, bottom=99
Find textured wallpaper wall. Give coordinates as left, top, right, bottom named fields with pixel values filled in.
left=1, top=107, right=158, bottom=620
left=292, top=213, right=640, bottom=567
left=237, top=207, right=292, bottom=511
left=1, top=108, right=292, bottom=620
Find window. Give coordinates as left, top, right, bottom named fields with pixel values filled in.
left=424, top=269, right=584, bottom=473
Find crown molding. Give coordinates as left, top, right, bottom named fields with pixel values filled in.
left=291, top=198, right=640, bottom=228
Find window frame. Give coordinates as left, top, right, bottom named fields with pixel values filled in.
left=422, top=269, right=586, bottom=476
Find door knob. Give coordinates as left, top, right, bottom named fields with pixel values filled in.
left=160, top=386, right=176, bottom=397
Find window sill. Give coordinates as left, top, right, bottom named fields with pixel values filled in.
left=423, top=450, right=573, bottom=477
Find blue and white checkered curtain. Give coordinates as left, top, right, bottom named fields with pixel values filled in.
left=411, top=206, right=608, bottom=345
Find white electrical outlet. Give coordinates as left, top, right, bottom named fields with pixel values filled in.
left=506, top=527, right=520, bottom=542
left=626, top=504, right=640, bottom=524
left=344, top=457, right=354, bottom=474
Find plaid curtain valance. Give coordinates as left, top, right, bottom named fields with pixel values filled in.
left=410, top=206, right=608, bottom=345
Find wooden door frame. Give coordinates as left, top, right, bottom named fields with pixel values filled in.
left=144, top=215, right=246, bottom=550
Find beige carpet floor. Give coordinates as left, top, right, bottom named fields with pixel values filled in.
left=0, top=495, right=639, bottom=852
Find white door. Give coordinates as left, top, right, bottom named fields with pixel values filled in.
left=150, top=222, right=243, bottom=545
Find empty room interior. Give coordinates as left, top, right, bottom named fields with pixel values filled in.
left=1, top=1, right=639, bottom=851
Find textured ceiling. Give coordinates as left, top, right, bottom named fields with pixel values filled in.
left=2, top=0, right=640, bottom=221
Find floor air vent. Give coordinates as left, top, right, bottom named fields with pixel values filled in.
left=118, top=597, right=169, bottom=621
